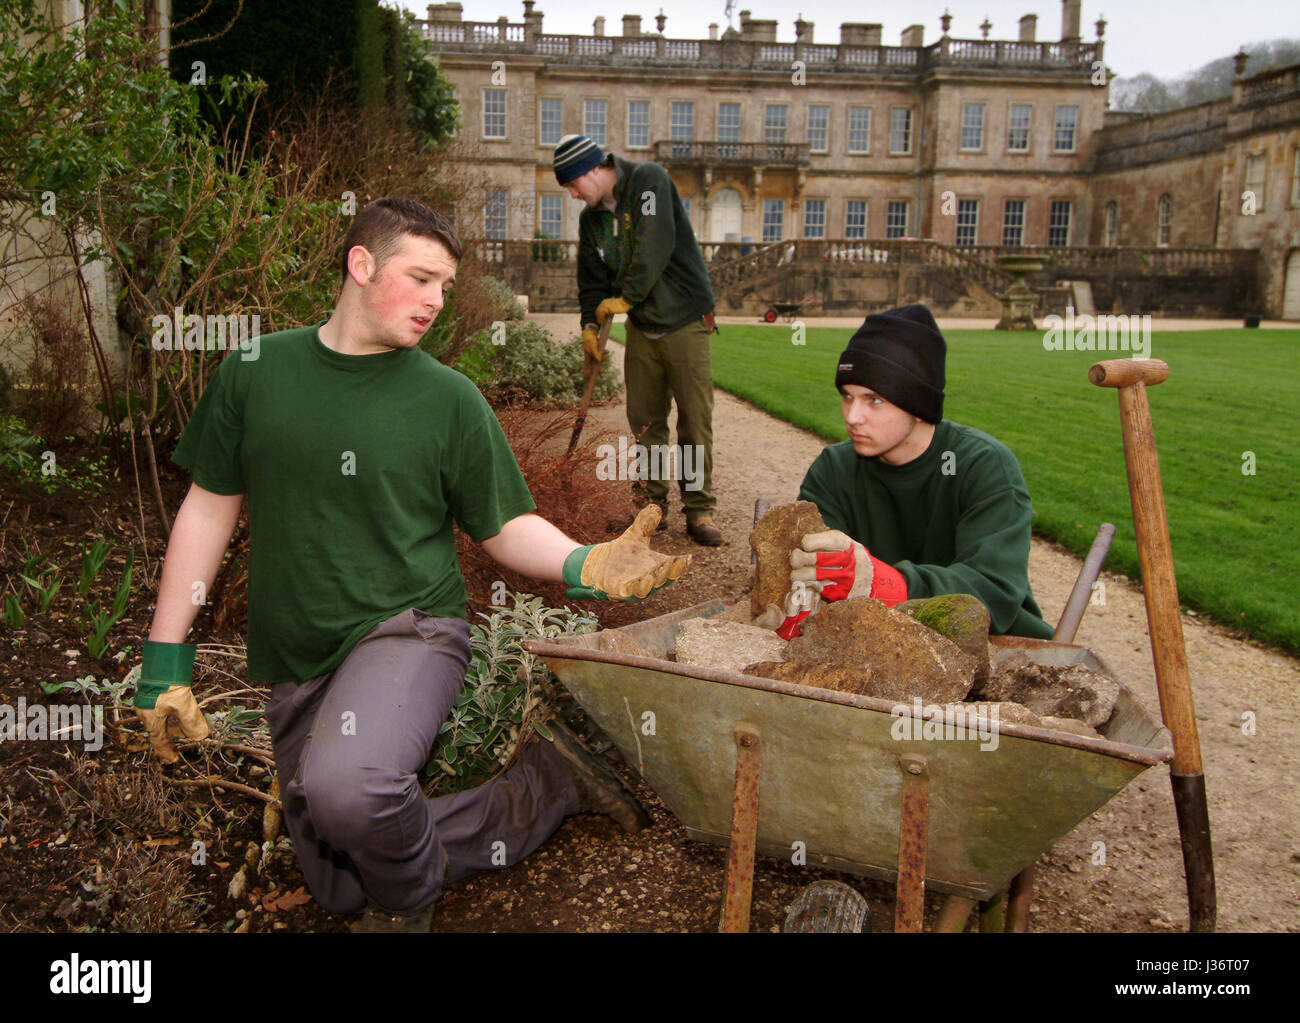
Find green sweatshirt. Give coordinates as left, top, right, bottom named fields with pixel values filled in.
left=797, top=421, right=1054, bottom=638
left=577, top=154, right=714, bottom=333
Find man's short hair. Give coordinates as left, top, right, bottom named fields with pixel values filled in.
left=339, top=197, right=462, bottom=281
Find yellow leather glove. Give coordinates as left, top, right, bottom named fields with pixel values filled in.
left=130, top=641, right=209, bottom=764
left=595, top=296, right=631, bottom=326
left=562, top=506, right=691, bottom=600
left=581, top=325, right=607, bottom=362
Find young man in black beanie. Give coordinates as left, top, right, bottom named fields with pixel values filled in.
left=780, top=303, right=1054, bottom=639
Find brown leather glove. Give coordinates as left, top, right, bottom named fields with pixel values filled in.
left=595, top=296, right=631, bottom=326
left=581, top=325, right=607, bottom=362
left=562, top=506, right=691, bottom=600
left=130, top=641, right=209, bottom=764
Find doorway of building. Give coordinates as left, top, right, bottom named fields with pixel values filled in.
left=1284, top=248, right=1300, bottom=321
left=712, top=188, right=742, bottom=242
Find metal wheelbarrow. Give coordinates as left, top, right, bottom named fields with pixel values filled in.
left=526, top=531, right=1173, bottom=932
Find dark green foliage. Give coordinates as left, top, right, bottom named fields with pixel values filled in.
left=170, top=0, right=457, bottom=145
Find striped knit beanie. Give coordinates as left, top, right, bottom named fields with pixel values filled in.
left=553, top=134, right=606, bottom=185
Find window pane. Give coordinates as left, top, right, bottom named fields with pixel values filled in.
left=890, top=108, right=912, bottom=154
left=1104, top=200, right=1118, bottom=247
left=484, top=89, right=507, bottom=138
left=718, top=103, right=741, bottom=141
left=762, top=199, right=784, bottom=242
left=845, top=200, right=867, bottom=238
left=485, top=189, right=507, bottom=239
left=539, top=98, right=562, bottom=146
left=538, top=194, right=562, bottom=238
left=956, top=198, right=978, bottom=246
left=584, top=100, right=606, bottom=146
left=1008, top=103, right=1032, bottom=151
left=848, top=107, right=871, bottom=154
left=961, top=104, right=984, bottom=150
left=1002, top=199, right=1025, bottom=246
left=765, top=105, right=787, bottom=143
left=803, top=198, right=826, bottom=238
left=627, top=100, right=650, bottom=148
left=1157, top=195, right=1172, bottom=246
left=1049, top=200, right=1071, bottom=247
left=670, top=102, right=694, bottom=140
left=1054, top=106, right=1077, bottom=151
left=886, top=200, right=908, bottom=238
left=808, top=105, right=829, bottom=152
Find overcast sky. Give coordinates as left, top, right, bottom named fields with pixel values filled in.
left=397, top=0, right=1298, bottom=81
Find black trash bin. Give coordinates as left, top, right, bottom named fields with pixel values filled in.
left=1244, top=313, right=1262, bottom=328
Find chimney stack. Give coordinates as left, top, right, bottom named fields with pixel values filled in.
left=1060, top=0, right=1081, bottom=43
left=709, top=22, right=718, bottom=40
left=622, top=14, right=642, bottom=37
left=840, top=23, right=882, bottom=45
left=426, top=2, right=463, bottom=21
left=593, top=16, right=605, bottom=35
left=1018, top=14, right=1037, bottom=42
left=900, top=24, right=925, bottom=47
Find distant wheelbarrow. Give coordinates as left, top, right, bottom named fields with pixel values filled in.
left=527, top=596, right=1173, bottom=933
left=761, top=298, right=819, bottom=323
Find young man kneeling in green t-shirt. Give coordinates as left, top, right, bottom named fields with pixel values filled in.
left=132, top=197, right=689, bottom=932
left=778, top=303, right=1053, bottom=641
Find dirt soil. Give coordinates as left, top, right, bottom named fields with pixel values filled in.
left=2, top=320, right=1296, bottom=933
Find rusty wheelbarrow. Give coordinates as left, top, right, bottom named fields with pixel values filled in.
left=526, top=597, right=1173, bottom=933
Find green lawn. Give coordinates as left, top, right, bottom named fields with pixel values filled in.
left=615, top=323, right=1300, bottom=652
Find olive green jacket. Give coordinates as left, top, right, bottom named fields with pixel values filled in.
left=577, top=154, right=714, bottom=333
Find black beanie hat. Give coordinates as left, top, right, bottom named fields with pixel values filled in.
left=834, top=304, right=946, bottom=423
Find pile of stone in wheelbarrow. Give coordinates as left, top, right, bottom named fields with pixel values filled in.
left=670, top=501, right=1119, bottom=740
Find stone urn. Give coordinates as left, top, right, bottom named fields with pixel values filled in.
left=995, top=255, right=1045, bottom=330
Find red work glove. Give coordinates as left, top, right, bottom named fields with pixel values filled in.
left=789, top=530, right=908, bottom=607
left=775, top=579, right=822, bottom=640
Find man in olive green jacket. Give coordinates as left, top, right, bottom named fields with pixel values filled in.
left=554, top=134, right=722, bottom=546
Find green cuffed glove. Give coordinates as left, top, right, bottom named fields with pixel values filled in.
left=563, top=506, right=691, bottom=601
left=131, top=641, right=208, bottom=764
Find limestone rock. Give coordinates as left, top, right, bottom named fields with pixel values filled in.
left=749, top=501, right=828, bottom=616
left=1039, top=715, right=1104, bottom=740
left=974, top=653, right=1119, bottom=728
left=674, top=618, right=788, bottom=674
left=742, top=660, right=876, bottom=697
left=944, top=700, right=1042, bottom=727
left=897, top=594, right=992, bottom=684
left=600, top=630, right=656, bottom=659
left=783, top=598, right=978, bottom=704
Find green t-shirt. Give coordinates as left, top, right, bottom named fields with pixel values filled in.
left=172, top=325, right=536, bottom=684
left=797, top=420, right=1053, bottom=639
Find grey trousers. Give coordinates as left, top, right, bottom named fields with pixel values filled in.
left=265, top=608, right=579, bottom=916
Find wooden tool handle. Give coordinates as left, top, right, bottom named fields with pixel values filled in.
left=1114, top=381, right=1203, bottom=775
left=566, top=318, right=613, bottom=454
left=1089, top=358, right=1169, bottom=389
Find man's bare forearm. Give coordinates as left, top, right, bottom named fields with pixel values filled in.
left=480, top=513, right=580, bottom=582
left=147, top=484, right=245, bottom=644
